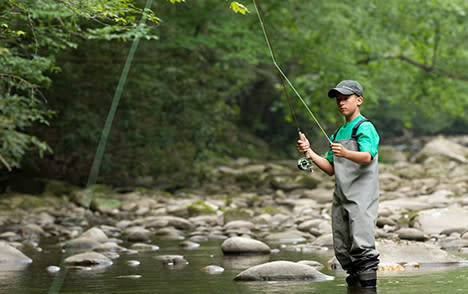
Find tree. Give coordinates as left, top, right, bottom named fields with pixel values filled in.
left=0, top=0, right=162, bottom=171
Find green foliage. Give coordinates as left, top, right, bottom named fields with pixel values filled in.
left=2, top=0, right=468, bottom=188
left=0, top=0, right=159, bottom=170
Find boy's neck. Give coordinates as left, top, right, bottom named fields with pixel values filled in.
left=345, top=110, right=361, bottom=123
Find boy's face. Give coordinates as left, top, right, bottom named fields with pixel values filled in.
left=335, top=93, right=363, bottom=117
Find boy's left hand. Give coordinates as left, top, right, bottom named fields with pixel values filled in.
left=331, top=143, right=348, bottom=158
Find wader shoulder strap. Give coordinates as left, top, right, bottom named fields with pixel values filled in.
left=331, top=127, right=341, bottom=141
left=351, top=118, right=371, bottom=139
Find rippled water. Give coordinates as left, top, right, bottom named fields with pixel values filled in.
left=2, top=237, right=468, bottom=294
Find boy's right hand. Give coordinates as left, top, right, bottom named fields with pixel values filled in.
left=297, top=132, right=310, bottom=154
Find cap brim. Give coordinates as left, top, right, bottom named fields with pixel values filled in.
left=328, top=87, right=354, bottom=98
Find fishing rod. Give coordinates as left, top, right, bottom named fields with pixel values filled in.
left=251, top=0, right=332, bottom=171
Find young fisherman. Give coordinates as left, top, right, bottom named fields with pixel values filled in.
left=297, top=80, right=380, bottom=290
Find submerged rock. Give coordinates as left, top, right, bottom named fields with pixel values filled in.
left=155, top=255, right=188, bottom=265
left=46, top=265, right=61, bottom=273
left=200, top=265, right=224, bottom=274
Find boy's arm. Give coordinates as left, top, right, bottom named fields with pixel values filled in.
left=297, top=132, right=335, bottom=176
left=331, top=143, right=372, bottom=165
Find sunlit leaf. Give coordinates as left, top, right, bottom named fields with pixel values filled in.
left=229, top=1, right=249, bottom=14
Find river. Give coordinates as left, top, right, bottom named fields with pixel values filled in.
left=2, top=237, right=468, bottom=294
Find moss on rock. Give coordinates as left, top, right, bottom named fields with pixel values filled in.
left=187, top=201, right=217, bottom=217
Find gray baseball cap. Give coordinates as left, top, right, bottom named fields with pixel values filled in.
left=328, top=80, right=363, bottom=98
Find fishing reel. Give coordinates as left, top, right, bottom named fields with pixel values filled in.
left=297, top=157, right=313, bottom=172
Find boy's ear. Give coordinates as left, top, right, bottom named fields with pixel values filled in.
left=357, top=96, right=363, bottom=106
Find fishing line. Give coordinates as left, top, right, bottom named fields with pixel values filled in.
left=47, top=1, right=153, bottom=293
left=252, top=0, right=331, bottom=144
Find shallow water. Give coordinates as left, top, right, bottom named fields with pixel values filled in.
left=2, top=237, right=468, bottom=294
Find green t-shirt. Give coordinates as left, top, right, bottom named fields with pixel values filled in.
left=326, top=115, right=379, bottom=163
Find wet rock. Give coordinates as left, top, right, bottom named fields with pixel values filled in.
left=223, top=220, right=254, bottom=231
left=179, top=240, right=200, bottom=249
left=270, top=173, right=319, bottom=191
left=189, top=215, right=222, bottom=227
left=0, top=231, right=21, bottom=242
left=187, top=201, right=217, bottom=217
left=64, top=237, right=101, bottom=251
left=94, top=242, right=127, bottom=253
left=264, top=230, right=309, bottom=243
left=80, top=227, right=108, bottom=243
left=223, top=208, right=254, bottom=223
left=64, top=252, right=113, bottom=266
left=296, top=260, right=324, bottom=270
left=270, top=213, right=295, bottom=230
left=127, top=260, right=140, bottom=266
left=155, top=227, right=185, bottom=240
left=441, top=238, right=468, bottom=250
left=90, top=198, right=121, bottom=214
left=379, top=173, right=402, bottom=191
left=0, top=241, right=32, bottom=264
left=311, top=233, right=333, bottom=248
left=124, top=226, right=152, bottom=242
left=415, top=207, right=468, bottom=235
left=234, top=260, right=334, bottom=281
left=221, top=237, right=270, bottom=255
left=47, top=265, right=61, bottom=273
left=298, top=219, right=332, bottom=236
left=129, top=243, right=159, bottom=251
left=378, top=239, right=467, bottom=265
left=253, top=214, right=272, bottom=225
left=396, top=228, right=427, bottom=242
left=296, top=188, right=332, bottom=204
left=377, top=216, right=397, bottom=227
left=379, top=145, right=407, bottom=163
left=142, top=216, right=193, bottom=231
left=413, top=136, right=468, bottom=164
left=155, top=255, right=188, bottom=265
left=200, top=265, right=224, bottom=274
left=21, top=223, right=44, bottom=239
left=379, top=199, right=431, bottom=212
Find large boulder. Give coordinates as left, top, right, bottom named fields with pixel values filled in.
left=377, top=239, right=467, bottom=265
left=413, top=136, right=468, bottom=164
left=234, top=260, right=334, bottom=281
left=415, top=207, right=468, bottom=235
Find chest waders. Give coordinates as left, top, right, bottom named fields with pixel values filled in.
left=331, top=119, right=380, bottom=281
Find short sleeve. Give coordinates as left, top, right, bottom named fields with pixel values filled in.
left=356, top=122, right=380, bottom=158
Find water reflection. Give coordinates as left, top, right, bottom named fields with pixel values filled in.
left=223, top=255, right=270, bottom=270
left=240, top=280, right=332, bottom=294
left=347, top=287, right=377, bottom=294
left=0, top=263, right=29, bottom=284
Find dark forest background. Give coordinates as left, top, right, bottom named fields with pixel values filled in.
left=1, top=0, right=467, bottom=191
